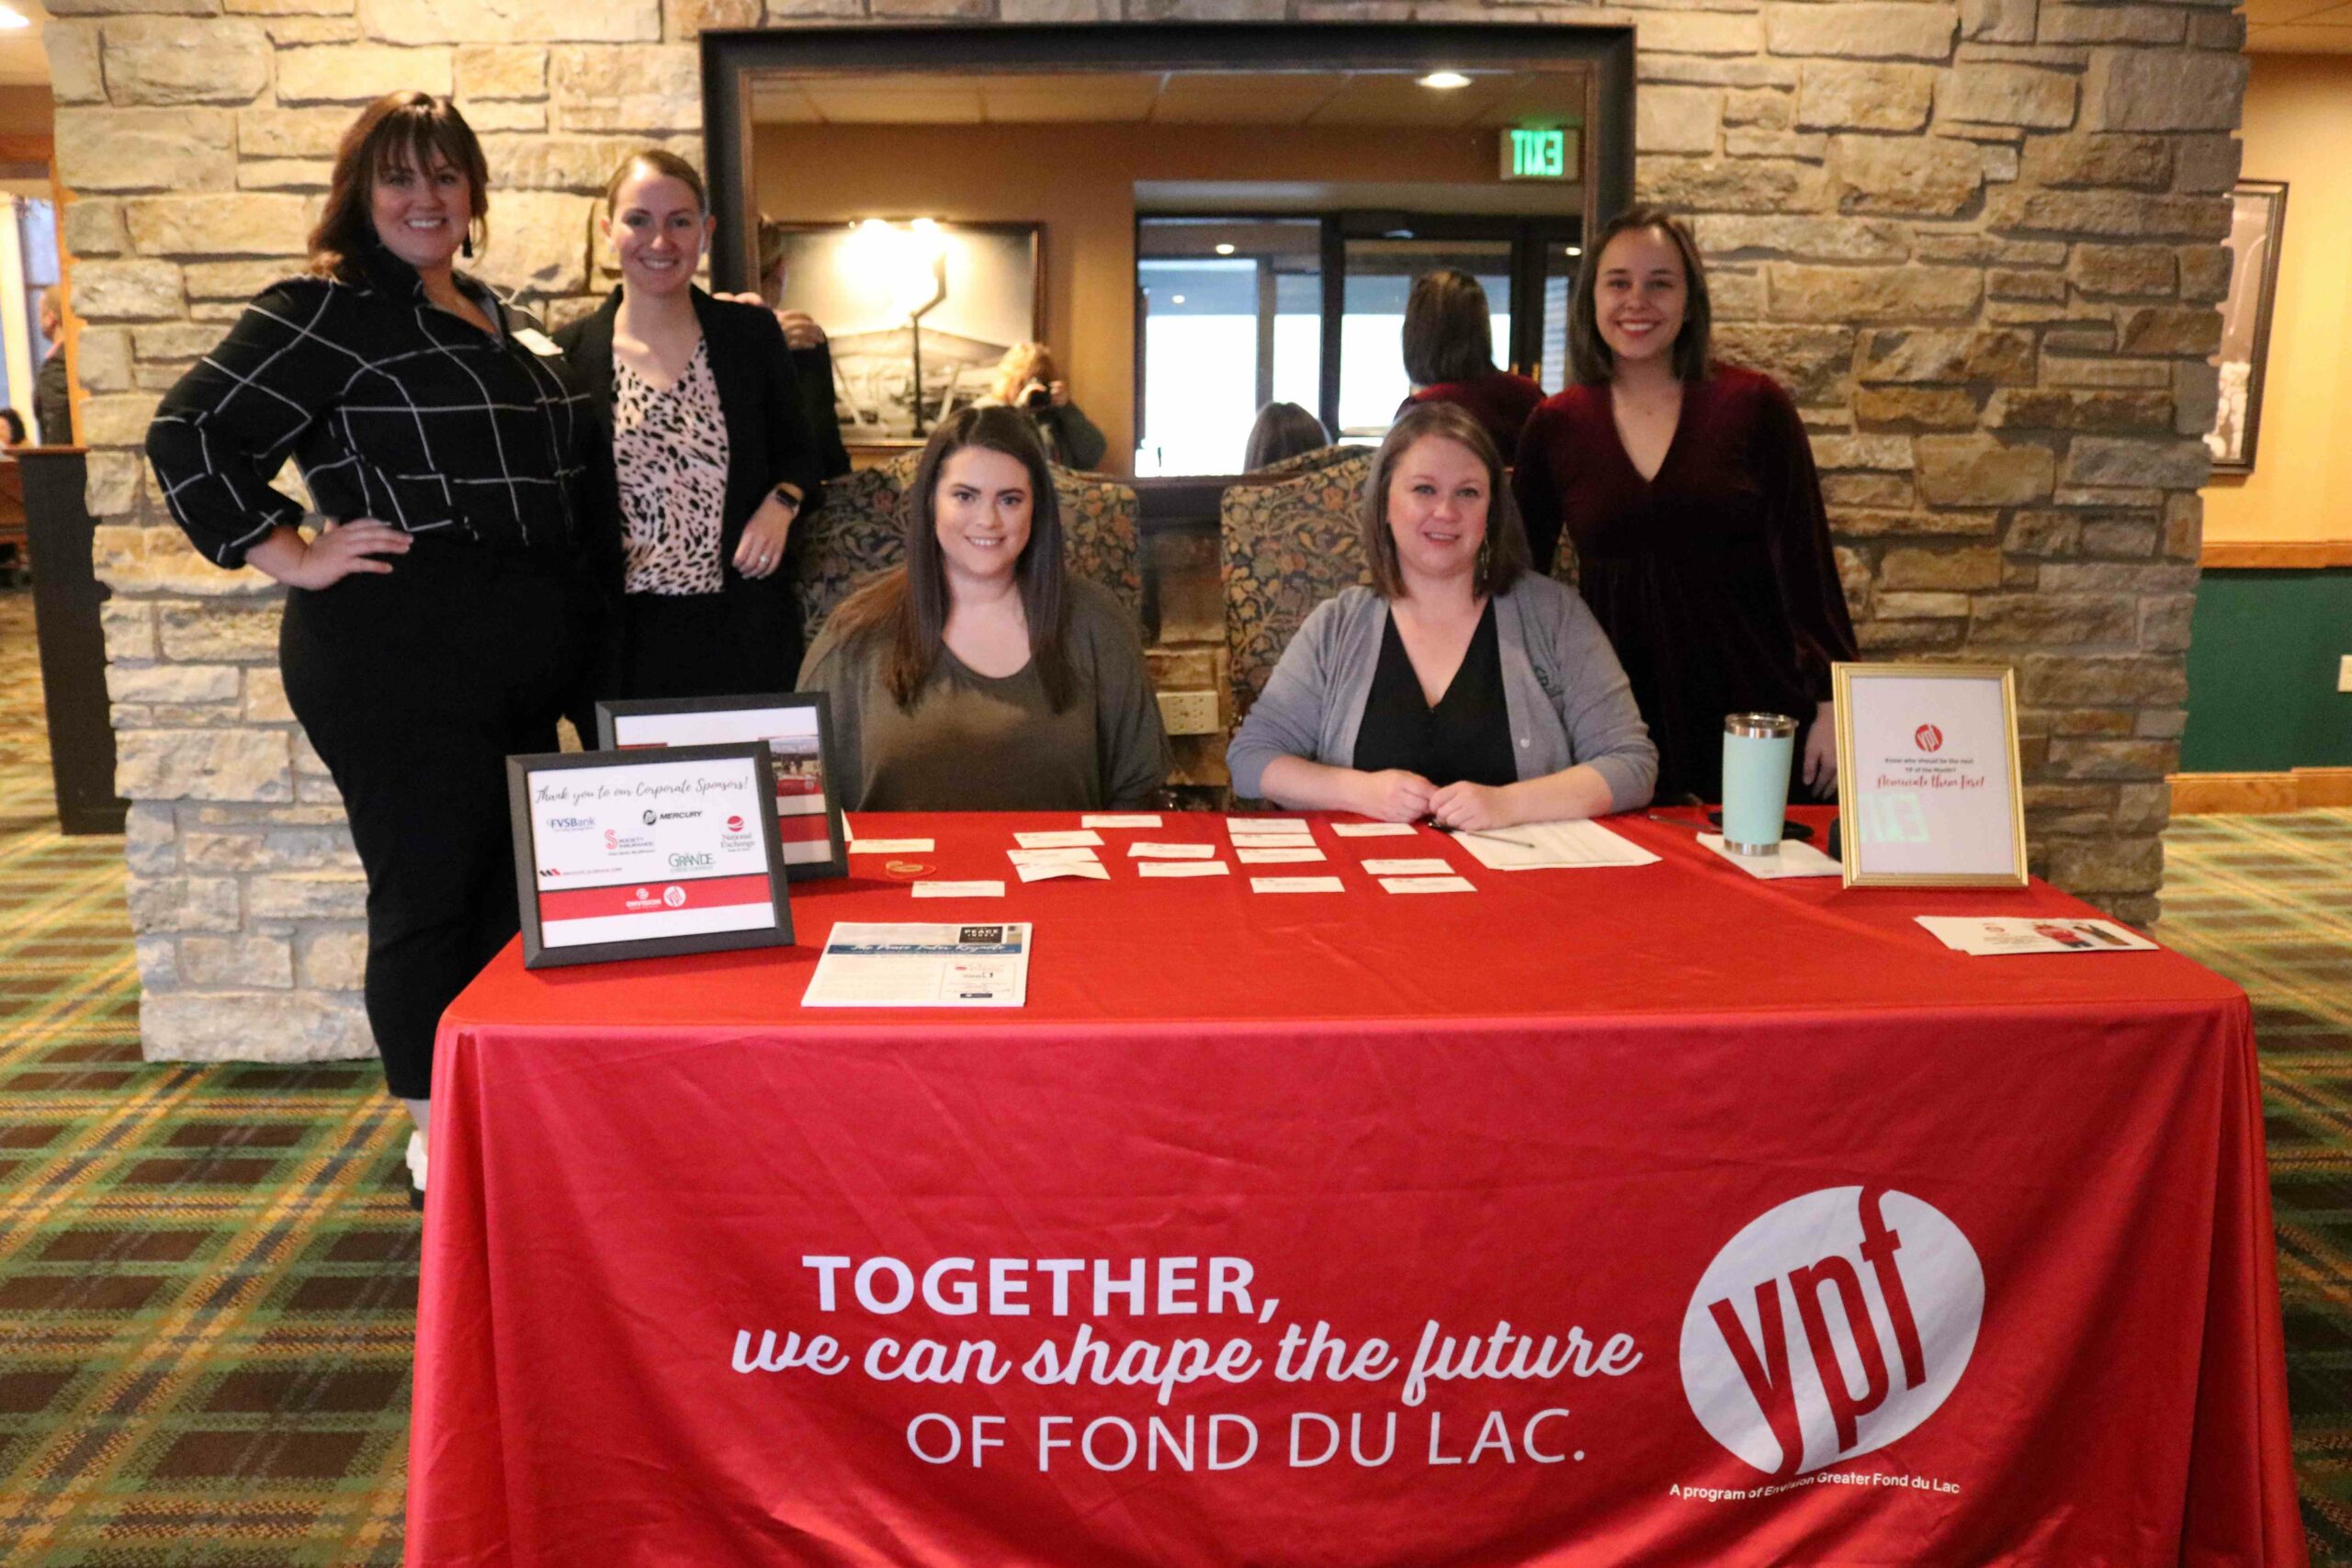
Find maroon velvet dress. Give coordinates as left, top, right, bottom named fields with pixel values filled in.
left=1399, top=371, right=1546, bottom=460
left=1511, top=364, right=1858, bottom=805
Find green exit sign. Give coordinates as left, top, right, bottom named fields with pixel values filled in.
left=1501, top=127, right=1573, bottom=182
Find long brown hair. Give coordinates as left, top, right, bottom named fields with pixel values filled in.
left=826, top=406, right=1074, bottom=711
left=1568, top=206, right=1712, bottom=386
left=1402, top=268, right=1498, bottom=387
left=309, top=93, right=490, bottom=287
left=1362, top=400, right=1531, bottom=601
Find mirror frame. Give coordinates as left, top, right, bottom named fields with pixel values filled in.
left=698, top=21, right=1636, bottom=297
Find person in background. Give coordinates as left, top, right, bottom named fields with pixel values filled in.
left=1242, top=400, right=1329, bottom=471
left=144, top=92, right=605, bottom=1207
left=557, top=152, right=826, bottom=705
left=982, top=342, right=1107, bottom=470
left=34, top=288, right=70, bottom=446
left=1227, top=401, right=1655, bottom=829
left=1395, top=269, right=1544, bottom=463
left=729, top=217, right=851, bottom=479
left=0, top=410, right=27, bottom=448
left=1512, top=207, right=1856, bottom=806
left=797, top=405, right=1169, bottom=811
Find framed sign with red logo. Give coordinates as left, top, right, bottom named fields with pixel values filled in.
left=506, top=743, right=795, bottom=969
left=595, top=693, right=849, bottom=882
left=1831, top=662, right=2029, bottom=889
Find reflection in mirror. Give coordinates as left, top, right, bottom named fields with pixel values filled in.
left=738, top=57, right=1606, bottom=477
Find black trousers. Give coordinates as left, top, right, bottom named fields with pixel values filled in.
left=281, top=541, right=593, bottom=1100
left=610, top=583, right=804, bottom=704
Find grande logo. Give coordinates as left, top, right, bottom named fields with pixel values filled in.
left=1914, top=724, right=1944, bottom=752
left=1679, top=1187, right=1982, bottom=1478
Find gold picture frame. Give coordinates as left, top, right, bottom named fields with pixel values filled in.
left=1833, top=662, right=2030, bottom=889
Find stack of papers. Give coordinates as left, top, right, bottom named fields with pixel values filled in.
left=1007, top=847, right=1108, bottom=883
left=1697, top=833, right=1841, bottom=879
left=1451, top=819, right=1659, bottom=871
left=804, top=922, right=1031, bottom=1007
left=1917, top=917, right=2156, bottom=955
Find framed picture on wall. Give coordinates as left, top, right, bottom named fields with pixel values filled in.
left=768, top=220, right=1041, bottom=446
left=2207, top=180, right=2287, bottom=475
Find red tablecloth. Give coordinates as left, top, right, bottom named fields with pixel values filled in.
left=409, top=811, right=2306, bottom=1567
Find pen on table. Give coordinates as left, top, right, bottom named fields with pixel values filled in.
left=1430, top=822, right=1537, bottom=850
left=1643, top=812, right=1710, bottom=832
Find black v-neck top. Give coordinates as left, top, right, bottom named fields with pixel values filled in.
left=1351, top=601, right=1517, bottom=787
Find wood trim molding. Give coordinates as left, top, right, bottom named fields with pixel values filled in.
left=2199, top=539, right=2352, bottom=570
left=2169, top=768, right=2352, bottom=815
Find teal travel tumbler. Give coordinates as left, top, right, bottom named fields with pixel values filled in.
left=1721, top=713, right=1798, bottom=855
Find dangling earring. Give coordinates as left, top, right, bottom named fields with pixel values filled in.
left=1477, top=536, right=1491, bottom=583
left=461, top=227, right=474, bottom=259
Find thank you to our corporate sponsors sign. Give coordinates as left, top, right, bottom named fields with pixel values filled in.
left=507, top=743, right=793, bottom=967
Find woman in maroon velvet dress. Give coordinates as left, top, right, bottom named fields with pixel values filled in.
left=1395, top=268, right=1545, bottom=460
left=1512, top=209, right=1857, bottom=806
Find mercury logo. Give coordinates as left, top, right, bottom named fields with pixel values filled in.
left=1915, top=724, right=1944, bottom=752
left=1679, top=1187, right=1981, bottom=1478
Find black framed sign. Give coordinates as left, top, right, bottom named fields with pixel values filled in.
left=596, top=692, right=850, bottom=882
left=508, top=742, right=795, bottom=970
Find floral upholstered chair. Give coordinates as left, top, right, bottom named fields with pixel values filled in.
left=1245, top=443, right=1373, bottom=479
left=1052, top=469, right=1145, bottom=623
left=1220, top=451, right=1375, bottom=721
left=792, top=452, right=921, bottom=644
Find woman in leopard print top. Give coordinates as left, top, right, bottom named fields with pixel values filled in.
left=558, top=149, right=827, bottom=710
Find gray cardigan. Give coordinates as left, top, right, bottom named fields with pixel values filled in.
left=1226, top=576, right=1658, bottom=811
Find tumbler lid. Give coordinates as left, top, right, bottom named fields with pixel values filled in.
left=1724, top=712, right=1798, bottom=739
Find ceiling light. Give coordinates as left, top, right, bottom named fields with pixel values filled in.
left=1214, top=243, right=1236, bottom=255
left=1565, top=245, right=1583, bottom=256
left=1171, top=295, right=1186, bottom=305
left=1419, top=71, right=1472, bottom=90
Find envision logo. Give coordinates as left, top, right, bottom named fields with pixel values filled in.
left=1680, top=1187, right=1982, bottom=1478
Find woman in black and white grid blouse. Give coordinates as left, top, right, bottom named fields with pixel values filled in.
left=146, top=91, right=610, bottom=1206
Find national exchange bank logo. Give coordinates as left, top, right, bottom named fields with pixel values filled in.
left=1679, top=1187, right=1982, bottom=1478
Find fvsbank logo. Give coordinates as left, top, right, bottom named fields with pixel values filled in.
left=1679, top=1187, right=1982, bottom=1477
left=1914, top=724, right=1944, bottom=752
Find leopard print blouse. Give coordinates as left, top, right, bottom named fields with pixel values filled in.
left=615, top=339, right=730, bottom=596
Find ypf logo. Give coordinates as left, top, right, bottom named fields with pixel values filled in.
left=1915, top=724, right=1944, bottom=753
left=1680, top=1187, right=1981, bottom=1478
left=662, top=885, right=687, bottom=908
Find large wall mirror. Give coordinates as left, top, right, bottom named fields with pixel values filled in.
left=703, top=25, right=1634, bottom=479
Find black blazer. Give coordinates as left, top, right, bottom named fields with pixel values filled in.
left=556, top=287, right=829, bottom=606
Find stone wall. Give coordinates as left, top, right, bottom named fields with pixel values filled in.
left=52, top=0, right=2241, bottom=1064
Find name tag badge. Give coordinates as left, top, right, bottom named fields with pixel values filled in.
left=512, top=326, right=563, bottom=357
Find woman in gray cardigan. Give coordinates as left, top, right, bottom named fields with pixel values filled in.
left=1227, top=402, right=1657, bottom=831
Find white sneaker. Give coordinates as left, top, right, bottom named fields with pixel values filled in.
left=406, top=1129, right=428, bottom=1196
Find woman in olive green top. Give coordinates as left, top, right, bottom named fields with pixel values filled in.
left=797, top=405, right=1170, bottom=810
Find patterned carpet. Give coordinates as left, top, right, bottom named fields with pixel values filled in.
left=0, top=583, right=2345, bottom=1565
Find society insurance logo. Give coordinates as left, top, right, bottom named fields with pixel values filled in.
left=1679, top=1187, right=1982, bottom=1478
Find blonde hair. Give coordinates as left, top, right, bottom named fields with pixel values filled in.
left=988, top=342, right=1058, bottom=406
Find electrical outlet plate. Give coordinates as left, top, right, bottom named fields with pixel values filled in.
left=1157, top=690, right=1220, bottom=736
left=2339, top=654, right=2352, bottom=694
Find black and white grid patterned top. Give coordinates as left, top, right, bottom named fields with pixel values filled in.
left=148, top=243, right=598, bottom=570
